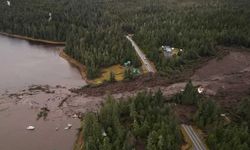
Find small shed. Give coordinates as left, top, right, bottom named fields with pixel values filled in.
left=162, top=45, right=183, bottom=58
left=7, top=1, right=11, bottom=6
left=162, top=46, right=172, bottom=58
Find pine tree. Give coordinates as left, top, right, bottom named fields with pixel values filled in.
left=101, top=137, right=112, bottom=150
left=146, top=131, right=158, bottom=150
left=194, top=99, right=219, bottom=128
left=109, top=71, right=116, bottom=82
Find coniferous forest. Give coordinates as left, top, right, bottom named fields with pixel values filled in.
left=172, top=82, right=250, bottom=150
left=1, top=0, right=250, bottom=78
left=82, top=91, right=182, bottom=150
left=1, top=1, right=250, bottom=149
left=81, top=83, right=250, bottom=149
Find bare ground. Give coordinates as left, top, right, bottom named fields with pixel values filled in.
left=70, top=48, right=250, bottom=122
left=1, top=48, right=250, bottom=124
left=0, top=48, right=250, bottom=150
left=191, top=48, right=250, bottom=109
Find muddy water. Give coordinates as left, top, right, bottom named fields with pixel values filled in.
left=0, top=35, right=85, bottom=90
left=0, top=35, right=87, bottom=150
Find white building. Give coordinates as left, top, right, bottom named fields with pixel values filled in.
left=7, top=1, right=11, bottom=6
left=48, top=12, right=52, bottom=22
left=162, top=46, right=172, bottom=58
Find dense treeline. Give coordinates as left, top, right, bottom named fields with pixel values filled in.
left=192, top=95, right=250, bottom=149
left=194, top=99, right=220, bottom=128
left=236, top=97, right=250, bottom=127
left=82, top=91, right=182, bottom=150
left=0, top=0, right=69, bottom=41
left=133, top=0, right=250, bottom=75
left=172, top=81, right=249, bottom=149
left=206, top=98, right=250, bottom=150
left=81, top=81, right=250, bottom=149
left=172, top=81, right=221, bottom=127
left=64, top=25, right=140, bottom=78
left=0, top=0, right=141, bottom=78
left=207, top=124, right=249, bottom=150
left=1, top=0, right=250, bottom=78
left=172, top=81, right=200, bottom=105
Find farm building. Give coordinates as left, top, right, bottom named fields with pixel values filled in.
left=161, top=45, right=183, bottom=58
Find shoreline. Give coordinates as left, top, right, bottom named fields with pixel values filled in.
left=0, top=32, right=135, bottom=86
left=0, top=32, right=89, bottom=84
left=0, top=32, right=66, bottom=45
left=59, top=50, right=128, bottom=85
left=0, top=31, right=113, bottom=85
left=59, top=49, right=90, bottom=84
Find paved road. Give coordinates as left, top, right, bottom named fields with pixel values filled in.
left=181, top=124, right=207, bottom=150
left=126, top=35, right=156, bottom=73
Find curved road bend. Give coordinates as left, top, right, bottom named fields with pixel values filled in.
left=126, top=35, right=156, bottom=73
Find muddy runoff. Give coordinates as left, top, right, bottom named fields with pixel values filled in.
left=0, top=34, right=86, bottom=150
left=0, top=78, right=219, bottom=149
left=0, top=86, right=80, bottom=150
left=0, top=45, right=250, bottom=150
left=0, top=82, right=204, bottom=150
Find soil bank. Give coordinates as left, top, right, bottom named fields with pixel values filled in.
left=0, top=32, right=65, bottom=45
left=59, top=49, right=90, bottom=84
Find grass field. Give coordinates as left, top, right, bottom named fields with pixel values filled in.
left=89, top=65, right=125, bottom=85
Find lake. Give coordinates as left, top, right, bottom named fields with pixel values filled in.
left=0, top=35, right=85, bottom=90
left=0, top=35, right=86, bottom=150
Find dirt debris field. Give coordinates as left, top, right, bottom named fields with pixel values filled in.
left=0, top=49, right=250, bottom=145
left=192, top=49, right=250, bottom=108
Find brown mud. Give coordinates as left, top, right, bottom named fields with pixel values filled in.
left=70, top=48, right=250, bottom=122
left=71, top=47, right=250, bottom=104
left=192, top=48, right=250, bottom=109
left=1, top=49, right=249, bottom=121
left=174, top=48, right=250, bottom=122
left=0, top=47, right=250, bottom=149
left=0, top=85, right=80, bottom=150
left=70, top=73, right=170, bottom=97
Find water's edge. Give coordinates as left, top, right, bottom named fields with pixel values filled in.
left=0, top=32, right=66, bottom=45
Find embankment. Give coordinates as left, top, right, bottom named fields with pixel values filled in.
left=59, top=49, right=90, bottom=84
left=0, top=32, right=65, bottom=45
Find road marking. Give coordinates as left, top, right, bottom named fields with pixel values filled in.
left=188, top=125, right=207, bottom=150
left=182, top=125, right=203, bottom=150
left=181, top=124, right=207, bottom=150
